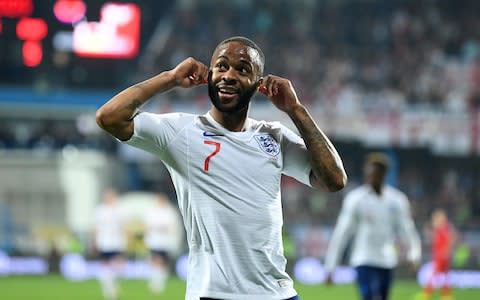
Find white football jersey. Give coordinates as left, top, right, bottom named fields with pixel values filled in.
left=324, top=184, right=421, bottom=271
left=144, top=204, right=181, bottom=253
left=125, top=111, right=311, bottom=300
left=94, top=203, right=127, bottom=252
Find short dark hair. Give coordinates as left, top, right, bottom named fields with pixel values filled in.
left=214, top=36, right=265, bottom=75
left=365, top=152, right=389, bottom=170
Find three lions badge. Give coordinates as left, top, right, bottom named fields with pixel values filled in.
left=254, top=134, right=280, bottom=157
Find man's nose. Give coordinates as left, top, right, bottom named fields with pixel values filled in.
left=222, top=68, right=237, bottom=83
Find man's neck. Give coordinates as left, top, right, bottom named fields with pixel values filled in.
left=370, top=184, right=383, bottom=195
left=209, top=107, right=249, bottom=132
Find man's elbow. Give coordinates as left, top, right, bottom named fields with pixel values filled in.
left=95, top=107, right=118, bottom=130
left=327, top=172, right=347, bottom=192
left=95, top=108, right=108, bottom=130
left=311, top=170, right=348, bottom=192
left=95, top=108, right=133, bottom=141
left=95, top=108, right=119, bottom=135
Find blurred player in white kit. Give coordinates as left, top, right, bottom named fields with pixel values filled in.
left=325, top=152, right=421, bottom=300
left=93, top=188, right=128, bottom=300
left=143, top=193, right=183, bottom=294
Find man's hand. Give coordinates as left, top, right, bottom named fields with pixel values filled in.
left=257, top=75, right=302, bottom=114
left=171, top=57, right=209, bottom=88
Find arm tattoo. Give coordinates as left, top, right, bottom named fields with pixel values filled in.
left=123, top=83, right=147, bottom=118
left=290, top=106, right=345, bottom=190
left=125, top=99, right=142, bottom=120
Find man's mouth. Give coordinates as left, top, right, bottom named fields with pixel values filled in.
left=217, top=86, right=239, bottom=100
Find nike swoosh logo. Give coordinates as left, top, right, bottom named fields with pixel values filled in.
left=203, top=131, right=224, bottom=137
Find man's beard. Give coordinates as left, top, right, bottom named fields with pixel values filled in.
left=207, top=71, right=257, bottom=113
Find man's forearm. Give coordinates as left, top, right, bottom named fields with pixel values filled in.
left=98, top=71, right=176, bottom=125
left=96, top=71, right=177, bottom=140
left=287, top=105, right=347, bottom=191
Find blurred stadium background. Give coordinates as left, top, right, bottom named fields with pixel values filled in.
left=1, top=0, right=480, bottom=299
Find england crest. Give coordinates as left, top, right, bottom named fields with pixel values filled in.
left=254, top=134, right=280, bottom=157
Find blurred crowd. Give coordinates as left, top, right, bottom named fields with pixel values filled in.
left=1, top=0, right=480, bottom=265
left=1, top=0, right=480, bottom=229
left=139, top=0, right=480, bottom=114
left=0, top=118, right=114, bottom=152
left=4, top=0, right=480, bottom=149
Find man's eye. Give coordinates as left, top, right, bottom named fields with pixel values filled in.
left=239, top=67, right=250, bottom=74
left=217, top=63, right=227, bottom=70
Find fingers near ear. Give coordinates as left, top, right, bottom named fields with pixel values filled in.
left=257, top=76, right=267, bottom=94
left=266, top=76, right=274, bottom=97
left=257, top=86, right=267, bottom=95
left=201, top=65, right=209, bottom=83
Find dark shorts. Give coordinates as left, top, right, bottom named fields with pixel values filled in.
left=99, top=251, right=123, bottom=261
left=200, top=296, right=299, bottom=300
left=355, top=265, right=393, bottom=300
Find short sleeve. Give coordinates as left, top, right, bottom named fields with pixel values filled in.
left=123, top=112, right=189, bottom=158
left=280, top=124, right=311, bottom=186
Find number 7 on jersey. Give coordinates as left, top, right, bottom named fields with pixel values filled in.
left=204, top=140, right=221, bottom=172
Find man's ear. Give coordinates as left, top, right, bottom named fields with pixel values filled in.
left=255, top=77, right=263, bottom=92
left=257, top=77, right=264, bottom=87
